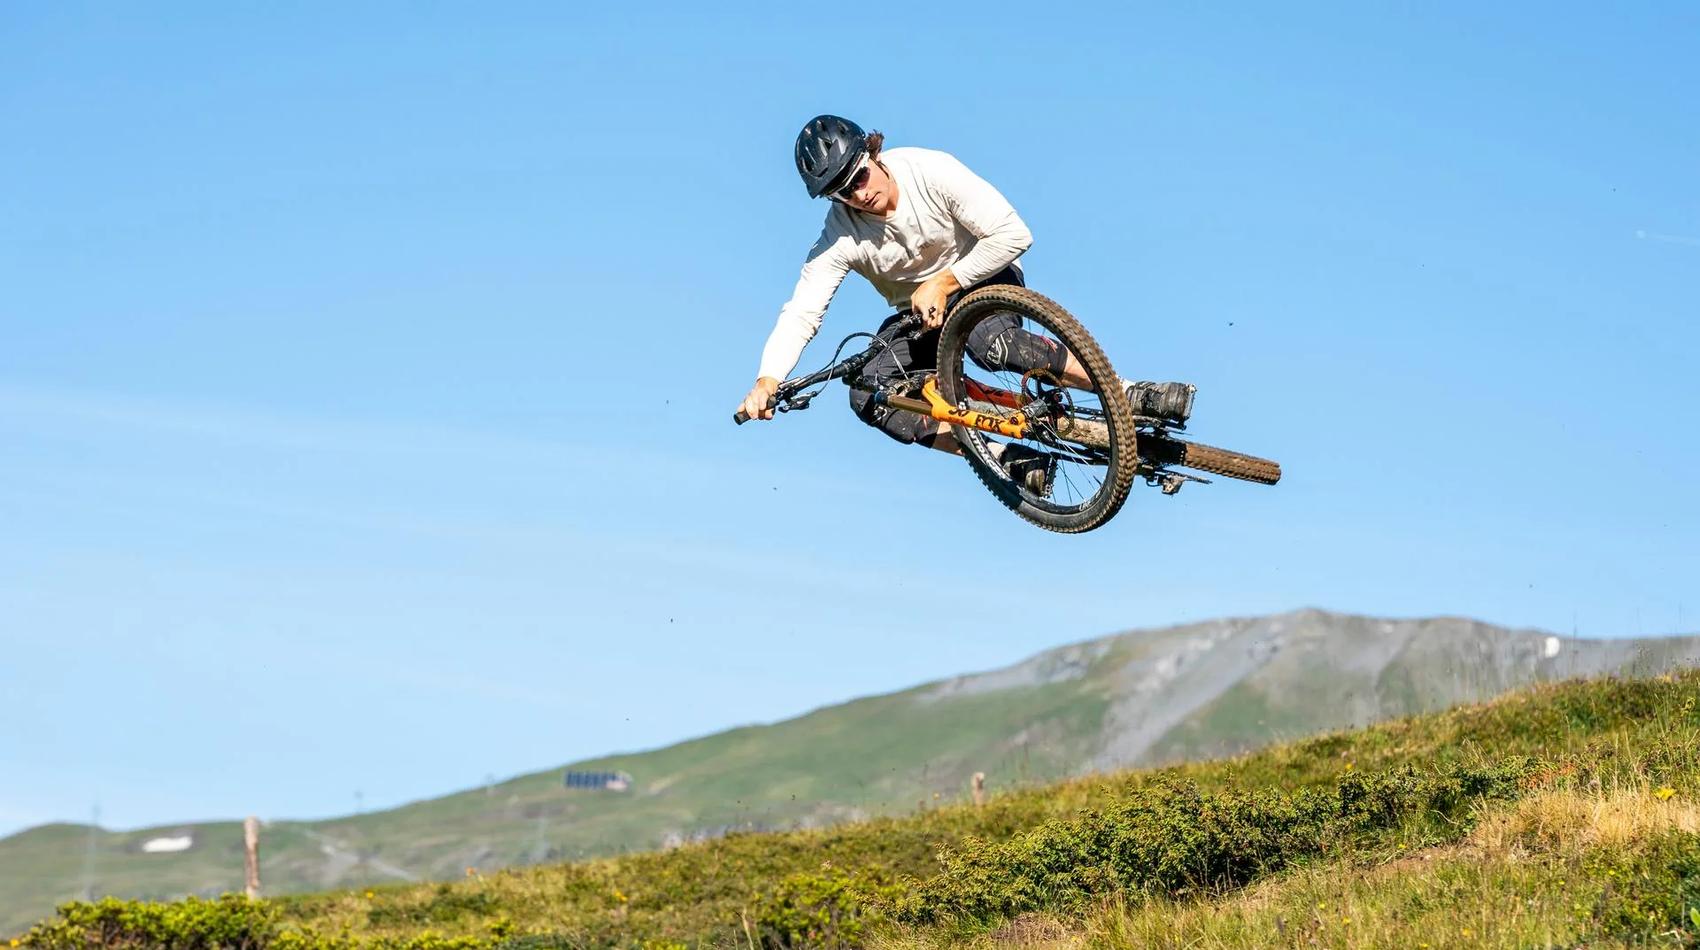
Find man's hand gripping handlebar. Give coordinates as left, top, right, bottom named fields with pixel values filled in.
left=733, top=376, right=782, bottom=425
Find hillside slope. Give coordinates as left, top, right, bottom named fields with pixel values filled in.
left=20, top=669, right=1700, bottom=947
left=4, top=608, right=1697, bottom=935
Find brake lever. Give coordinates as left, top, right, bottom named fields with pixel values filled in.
left=735, top=390, right=812, bottom=424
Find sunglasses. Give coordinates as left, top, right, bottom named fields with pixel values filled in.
left=831, top=155, right=872, bottom=201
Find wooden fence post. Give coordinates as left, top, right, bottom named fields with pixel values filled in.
left=244, top=817, right=261, bottom=898
left=971, top=772, right=986, bottom=807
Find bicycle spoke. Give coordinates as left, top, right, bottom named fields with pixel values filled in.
left=955, top=309, right=1111, bottom=512
left=936, top=284, right=1137, bottom=533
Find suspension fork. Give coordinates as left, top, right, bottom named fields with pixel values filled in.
left=872, top=379, right=1032, bottom=439
left=864, top=378, right=1115, bottom=451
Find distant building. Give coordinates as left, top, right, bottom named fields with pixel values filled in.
left=140, top=831, right=195, bottom=854
left=562, top=770, right=632, bottom=791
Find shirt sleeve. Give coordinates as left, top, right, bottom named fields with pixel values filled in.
left=758, top=226, right=855, bottom=382
left=933, top=153, right=1034, bottom=288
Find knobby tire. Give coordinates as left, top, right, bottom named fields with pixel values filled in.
left=1141, top=435, right=1282, bottom=484
left=936, top=286, right=1139, bottom=534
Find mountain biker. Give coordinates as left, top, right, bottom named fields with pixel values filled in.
left=737, top=115, right=1193, bottom=493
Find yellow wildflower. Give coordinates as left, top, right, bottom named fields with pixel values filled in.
left=1657, top=787, right=1677, bottom=800
left=364, top=890, right=374, bottom=899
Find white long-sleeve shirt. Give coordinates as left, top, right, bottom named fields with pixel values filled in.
left=757, top=146, right=1033, bottom=382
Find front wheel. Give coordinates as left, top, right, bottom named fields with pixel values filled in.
left=936, top=285, right=1138, bottom=533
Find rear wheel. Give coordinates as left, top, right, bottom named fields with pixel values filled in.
left=936, top=286, right=1138, bottom=533
left=1138, top=435, right=1283, bottom=484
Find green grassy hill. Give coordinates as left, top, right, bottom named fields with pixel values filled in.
left=18, top=669, right=1700, bottom=947
left=6, top=609, right=1700, bottom=938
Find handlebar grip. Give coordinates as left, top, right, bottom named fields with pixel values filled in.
left=734, top=394, right=779, bottom=425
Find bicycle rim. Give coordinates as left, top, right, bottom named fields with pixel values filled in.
left=936, top=286, right=1137, bottom=533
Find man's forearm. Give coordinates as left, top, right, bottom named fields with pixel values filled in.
left=757, top=315, right=814, bottom=382
left=928, top=269, right=962, bottom=298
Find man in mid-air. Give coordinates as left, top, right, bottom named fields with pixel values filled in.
left=737, top=115, right=1194, bottom=493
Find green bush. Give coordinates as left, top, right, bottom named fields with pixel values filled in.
left=893, top=761, right=1528, bottom=927
left=366, top=887, right=498, bottom=927
left=23, top=895, right=279, bottom=950
left=488, top=936, right=580, bottom=950
left=19, top=895, right=497, bottom=950
left=753, top=867, right=904, bottom=949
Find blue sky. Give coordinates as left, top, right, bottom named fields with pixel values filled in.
left=2, top=3, right=1696, bottom=837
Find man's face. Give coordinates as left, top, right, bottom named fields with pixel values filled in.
left=835, top=157, right=894, bottom=215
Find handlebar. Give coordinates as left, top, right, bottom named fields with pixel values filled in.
left=733, top=312, right=924, bottom=426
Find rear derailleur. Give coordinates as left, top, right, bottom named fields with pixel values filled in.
left=1143, top=468, right=1211, bottom=495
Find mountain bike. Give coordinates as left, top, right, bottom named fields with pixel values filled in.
left=735, top=285, right=1280, bottom=533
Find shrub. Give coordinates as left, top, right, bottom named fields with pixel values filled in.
left=366, top=887, right=498, bottom=927
left=893, top=762, right=1529, bottom=927
left=19, top=895, right=497, bottom=950
left=23, top=895, right=278, bottom=950
left=753, top=868, right=905, bottom=949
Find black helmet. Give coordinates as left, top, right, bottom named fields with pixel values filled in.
left=794, top=114, right=867, bottom=198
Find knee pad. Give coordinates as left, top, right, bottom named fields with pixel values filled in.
left=970, top=320, right=1068, bottom=377
left=847, top=387, right=932, bottom=445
